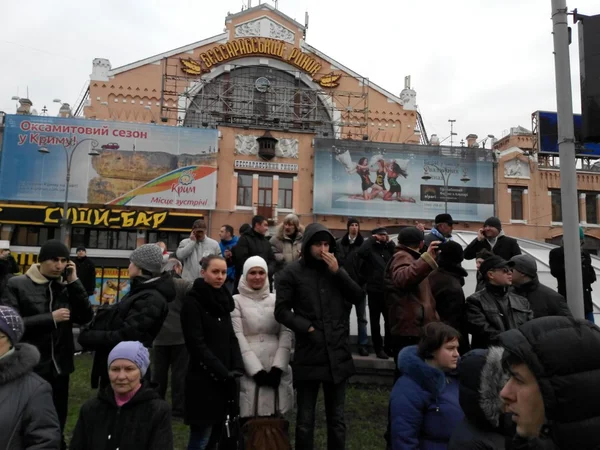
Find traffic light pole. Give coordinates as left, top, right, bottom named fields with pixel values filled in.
left=551, top=0, right=585, bottom=318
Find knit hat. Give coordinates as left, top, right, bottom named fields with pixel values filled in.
left=243, top=256, right=269, bottom=277
left=76, top=247, right=86, bottom=252
left=347, top=217, right=360, bottom=231
left=0, top=306, right=25, bottom=345
left=130, top=244, right=164, bottom=276
left=192, top=219, right=207, bottom=230
left=484, top=217, right=502, bottom=232
left=107, top=341, right=150, bottom=376
left=510, top=254, right=537, bottom=278
left=398, top=227, right=424, bottom=246
left=438, top=241, right=464, bottom=266
left=38, top=239, right=70, bottom=262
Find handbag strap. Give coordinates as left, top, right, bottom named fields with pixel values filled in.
left=253, top=384, right=281, bottom=418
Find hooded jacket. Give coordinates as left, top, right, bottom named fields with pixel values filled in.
left=78, top=274, right=173, bottom=388
left=1, top=264, right=93, bottom=377
left=269, top=224, right=304, bottom=274
left=384, top=245, right=439, bottom=338
left=449, top=347, right=509, bottom=450
left=232, top=263, right=293, bottom=417
left=464, top=232, right=522, bottom=262
left=0, top=343, right=61, bottom=450
left=512, top=278, right=572, bottom=319
left=498, top=317, right=600, bottom=450
left=70, top=380, right=173, bottom=450
left=390, top=345, right=463, bottom=450
left=274, top=223, right=364, bottom=383
left=181, top=278, right=244, bottom=425
left=354, top=237, right=396, bottom=293
left=466, top=284, right=533, bottom=349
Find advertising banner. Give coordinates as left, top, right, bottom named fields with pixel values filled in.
left=0, top=115, right=218, bottom=209
left=313, top=139, right=495, bottom=222
left=536, top=110, right=600, bottom=156
left=92, top=267, right=130, bottom=307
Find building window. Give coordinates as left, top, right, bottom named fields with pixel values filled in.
left=551, top=190, right=562, bottom=222
left=237, top=173, right=253, bottom=207
left=510, top=187, right=524, bottom=221
left=148, top=231, right=188, bottom=251
left=257, top=175, right=273, bottom=218
left=11, top=226, right=57, bottom=247
left=278, top=175, right=294, bottom=209
left=586, top=193, right=598, bottom=224
left=87, top=229, right=137, bottom=250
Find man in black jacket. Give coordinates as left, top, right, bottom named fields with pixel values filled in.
left=275, top=223, right=363, bottom=450
left=73, top=247, right=96, bottom=297
left=499, top=316, right=600, bottom=449
left=549, top=228, right=597, bottom=322
left=464, top=216, right=522, bottom=261
left=510, top=254, right=572, bottom=319
left=335, top=217, right=368, bottom=356
left=233, top=215, right=276, bottom=292
left=1, top=239, right=93, bottom=450
left=354, top=227, right=395, bottom=359
left=466, top=256, right=533, bottom=349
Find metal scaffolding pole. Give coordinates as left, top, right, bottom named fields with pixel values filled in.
left=551, top=0, right=585, bottom=318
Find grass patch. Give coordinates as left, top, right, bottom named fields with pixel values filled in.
left=66, top=353, right=390, bottom=450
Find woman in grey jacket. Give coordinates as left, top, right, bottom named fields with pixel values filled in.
left=0, top=305, right=61, bottom=450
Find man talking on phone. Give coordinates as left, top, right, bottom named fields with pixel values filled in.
left=464, top=216, right=521, bottom=261
left=1, top=239, right=93, bottom=450
left=275, top=223, right=363, bottom=450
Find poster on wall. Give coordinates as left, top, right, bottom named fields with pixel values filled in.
left=0, top=115, right=218, bottom=209
left=313, top=139, right=495, bottom=222
left=91, top=268, right=130, bottom=307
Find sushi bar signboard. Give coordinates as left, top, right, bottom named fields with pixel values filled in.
left=0, top=115, right=218, bottom=210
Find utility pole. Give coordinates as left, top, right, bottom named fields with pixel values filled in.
left=551, top=0, right=585, bottom=318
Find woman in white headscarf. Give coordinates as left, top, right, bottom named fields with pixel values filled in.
left=232, top=256, right=294, bottom=418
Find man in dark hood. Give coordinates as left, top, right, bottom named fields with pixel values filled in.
left=499, top=316, right=600, bottom=449
left=275, top=223, right=364, bottom=450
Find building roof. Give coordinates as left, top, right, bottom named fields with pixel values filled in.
left=225, top=3, right=305, bottom=30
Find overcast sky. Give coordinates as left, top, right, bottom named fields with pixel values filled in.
left=1, top=0, right=598, bottom=145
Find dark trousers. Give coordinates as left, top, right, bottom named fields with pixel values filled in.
left=367, top=290, right=390, bottom=353
left=40, top=373, right=70, bottom=450
left=295, top=380, right=347, bottom=450
left=152, top=344, right=188, bottom=416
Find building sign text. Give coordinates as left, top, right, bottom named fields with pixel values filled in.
left=44, top=207, right=168, bottom=229
left=234, top=160, right=298, bottom=172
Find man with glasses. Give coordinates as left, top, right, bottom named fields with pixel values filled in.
left=466, top=255, right=533, bottom=349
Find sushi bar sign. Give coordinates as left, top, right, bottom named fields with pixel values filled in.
left=180, top=37, right=342, bottom=88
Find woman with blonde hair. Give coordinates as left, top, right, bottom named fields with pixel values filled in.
left=232, top=256, right=293, bottom=418
left=270, top=214, right=304, bottom=277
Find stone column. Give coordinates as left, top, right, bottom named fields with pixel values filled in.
left=579, top=193, right=587, bottom=224
left=272, top=175, right=280, bottom=219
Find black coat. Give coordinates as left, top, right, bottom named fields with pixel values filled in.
left=335, top=232, right=364, bottom=269
left=512, top=278, right=572, bottom=319
left=73, top=256, right=96, bottom=296
left=353, top=237, right=395, bottom=293
left=181, top=278, right=243, bottom=426
left=1, top=265, right=93, bottom=377
left=464, top=235, right=522, bottom=261
left=0, top=258, right=14, bottom=298
left=466, top=285, right=533, bottom=349
left=499, top=316, right=600, bottom=450
left=70, top=380, right=173, bottom=450
left=274, top=223, right=364, bottom=383
left=78, top=275, right=173, bottom=388
left=0, top=343, right=61, bottom=450
left=549, top=246, right=597, bottom=314
left=233, top=229, right=276, bottom=286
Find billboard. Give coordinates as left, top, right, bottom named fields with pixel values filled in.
left=537, top=110, right=600, bottom=156
left=313, top=139, right=495, bottom=222
left=0, top=115, right=218, bottom=209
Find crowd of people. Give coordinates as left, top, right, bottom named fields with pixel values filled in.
left=0, top=212, right=599, bottom=450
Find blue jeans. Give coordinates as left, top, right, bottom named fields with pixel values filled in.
left=586, top=311, right=595, bottom=323
left=188, top=425, right=213, bottom=450
left=356, top=295, right=368, bottom=346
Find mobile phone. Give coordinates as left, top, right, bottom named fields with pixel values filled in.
left=63, top=267, right=73, bottom=278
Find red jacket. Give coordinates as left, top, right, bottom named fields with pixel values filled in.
left=384, top=245, right=439, bottom=337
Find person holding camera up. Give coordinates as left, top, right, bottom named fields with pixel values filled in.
left=1, top=239, right=93, bottom=450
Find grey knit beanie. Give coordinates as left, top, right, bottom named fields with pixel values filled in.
left=0, top=306, right=25, bottom=345
left=130, top=244, right=164, bottom=276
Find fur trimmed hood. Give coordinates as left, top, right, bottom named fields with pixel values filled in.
left=398, top=345, right=449, bottom=396
left=275, top=223, right=305, bottom=241
left=458, top=347, right=507, bottom=430
left=0, top=343, right=40, bottom=385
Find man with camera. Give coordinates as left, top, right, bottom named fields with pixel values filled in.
left=176, top=218, right=221, bottom=283
left=1, top=239, right=93, bottom=450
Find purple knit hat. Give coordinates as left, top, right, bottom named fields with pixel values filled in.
left=0, top=306, right=25, bottom=345
left=107, top=341, right=150, bottom=376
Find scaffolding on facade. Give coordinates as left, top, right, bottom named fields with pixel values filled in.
left=159, top=57, right=370, bottom=140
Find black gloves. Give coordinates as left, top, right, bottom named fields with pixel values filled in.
left=253, top=370, right=270, bottom=386
left=265, top=367, right=282, bottom=388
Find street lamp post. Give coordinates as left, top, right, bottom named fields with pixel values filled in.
left=422, top=164, right=470, bottom=214
left=39, top=138, right=100, bottom=245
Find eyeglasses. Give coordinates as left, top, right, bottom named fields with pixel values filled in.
left=492, top=267, right=512, bottom=274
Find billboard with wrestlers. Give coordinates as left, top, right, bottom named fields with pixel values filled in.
left=313, top=139, right=495, bottom=222
left=0, top=115, right=218, bottom=210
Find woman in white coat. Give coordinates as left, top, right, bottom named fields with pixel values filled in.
left=232, top=256, right=294, bottom=418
